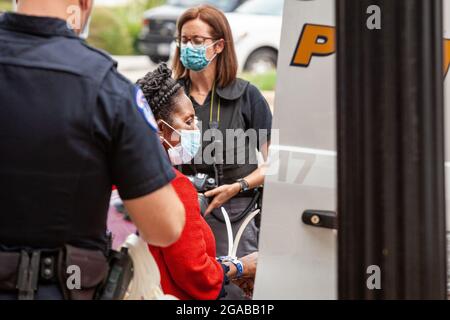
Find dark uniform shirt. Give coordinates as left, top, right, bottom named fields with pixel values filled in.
left=179, top=78, right=272, bottom=185
left=0, top=13, right=175, bottom=252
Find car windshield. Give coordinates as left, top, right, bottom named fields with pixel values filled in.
left=236, top=0, right=284, bottom=16
left=167, top=0, right=240, bottom=12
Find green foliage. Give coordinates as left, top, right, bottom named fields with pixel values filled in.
left=87, top=7, right=135, bottom=55
left=0, top=0, right=167, bottom=55
left=92, top=0, right=167, bottom=55
left=87, top=1, right=167, bottom=55
left=0, top=0, right=11, bottom=12
left=240, top=70, right=277, bottom=92
left=143, top=0, right=166, bottom=9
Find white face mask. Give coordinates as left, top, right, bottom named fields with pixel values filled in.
left=79, top=14, right=92, bottom=40
left=161, top=120, right=201, bottom=166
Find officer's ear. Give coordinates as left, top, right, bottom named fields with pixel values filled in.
left=78, top=0, right=93, bottom=11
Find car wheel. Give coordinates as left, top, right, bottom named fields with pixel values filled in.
left=244, top=48, right=278, bottom=74
left=149, top=55, right=170, bottom=64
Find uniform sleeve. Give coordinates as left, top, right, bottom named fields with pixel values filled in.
left=242, top=84, right=273, bottom=149
left=96, top=70, right=175, bottom=200
left=161, top=174, right=224, bottom=300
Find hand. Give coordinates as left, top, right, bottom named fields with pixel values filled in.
left=232, top=277, right=254, bottom=298
left=204, top=183, right=241, bottom=215
left=239, top=252, right=258, bottom=279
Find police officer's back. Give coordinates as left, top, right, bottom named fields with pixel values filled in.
left=0, top=0, right=185, bottom=300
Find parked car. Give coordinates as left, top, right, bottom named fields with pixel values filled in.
left=227, top=0, right=284, bottom=73
left=138, top=0, right=247, bottom=63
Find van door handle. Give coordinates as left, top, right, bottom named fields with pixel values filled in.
left=302, top=210, right=337, bottom=230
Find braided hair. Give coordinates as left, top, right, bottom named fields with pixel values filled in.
left=136, top=63, right=183, bottom=123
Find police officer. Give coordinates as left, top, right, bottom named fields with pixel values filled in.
left=0, top=0, right=185, bottom=300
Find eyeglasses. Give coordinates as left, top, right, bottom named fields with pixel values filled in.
left=175, top=35, right=216, bottom=49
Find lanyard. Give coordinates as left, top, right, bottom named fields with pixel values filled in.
left=209, top=81, right=221, bottom=129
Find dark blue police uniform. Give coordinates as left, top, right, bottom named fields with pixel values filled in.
left=0, top=13, right=175, bottom=299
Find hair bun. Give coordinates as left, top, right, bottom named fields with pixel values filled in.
left=136, top=63, right=182, bottom=121
left=157, top=63, right=172, bottom=79
left=138, top=63, right=173, bottom=94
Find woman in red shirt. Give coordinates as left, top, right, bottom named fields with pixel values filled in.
left=137, top=63, right=257, bottom=300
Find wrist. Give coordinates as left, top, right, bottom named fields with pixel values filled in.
left=231, top=182, right=241, bottom=195
left=218, top=256, right=244, bottom=279
left=224, top=262, right=237, bottom=279
left=236, top=178, right=250, bottom=193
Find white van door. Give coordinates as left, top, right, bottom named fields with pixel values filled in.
left=255, top=0, right=450, bottom=300
left=254, top=0, right=337, bottom=300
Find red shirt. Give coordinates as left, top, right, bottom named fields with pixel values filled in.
left=148, top=169, right=224, bottom=300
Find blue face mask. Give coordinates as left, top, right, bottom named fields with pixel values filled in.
left=161, top=120, right=202, bottom=165
left=180, top=42, right=218, bottom=72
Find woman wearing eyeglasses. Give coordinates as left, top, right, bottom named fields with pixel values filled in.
left=172, top=5, right=273, bottom=299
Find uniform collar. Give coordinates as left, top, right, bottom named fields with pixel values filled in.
left=0, top=12, right=78, bottom=38
left=182, top=77, right=249, bottom=101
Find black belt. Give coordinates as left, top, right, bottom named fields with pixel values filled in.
left=16, top=249, right=60, bottom=300
left=0, top=245, right=110, bottom=300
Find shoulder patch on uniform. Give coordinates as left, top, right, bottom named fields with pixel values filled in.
left=135, top=86, right=158, bottom=132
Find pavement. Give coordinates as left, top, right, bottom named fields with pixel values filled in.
left=113, top=55, right=275, bottom=110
